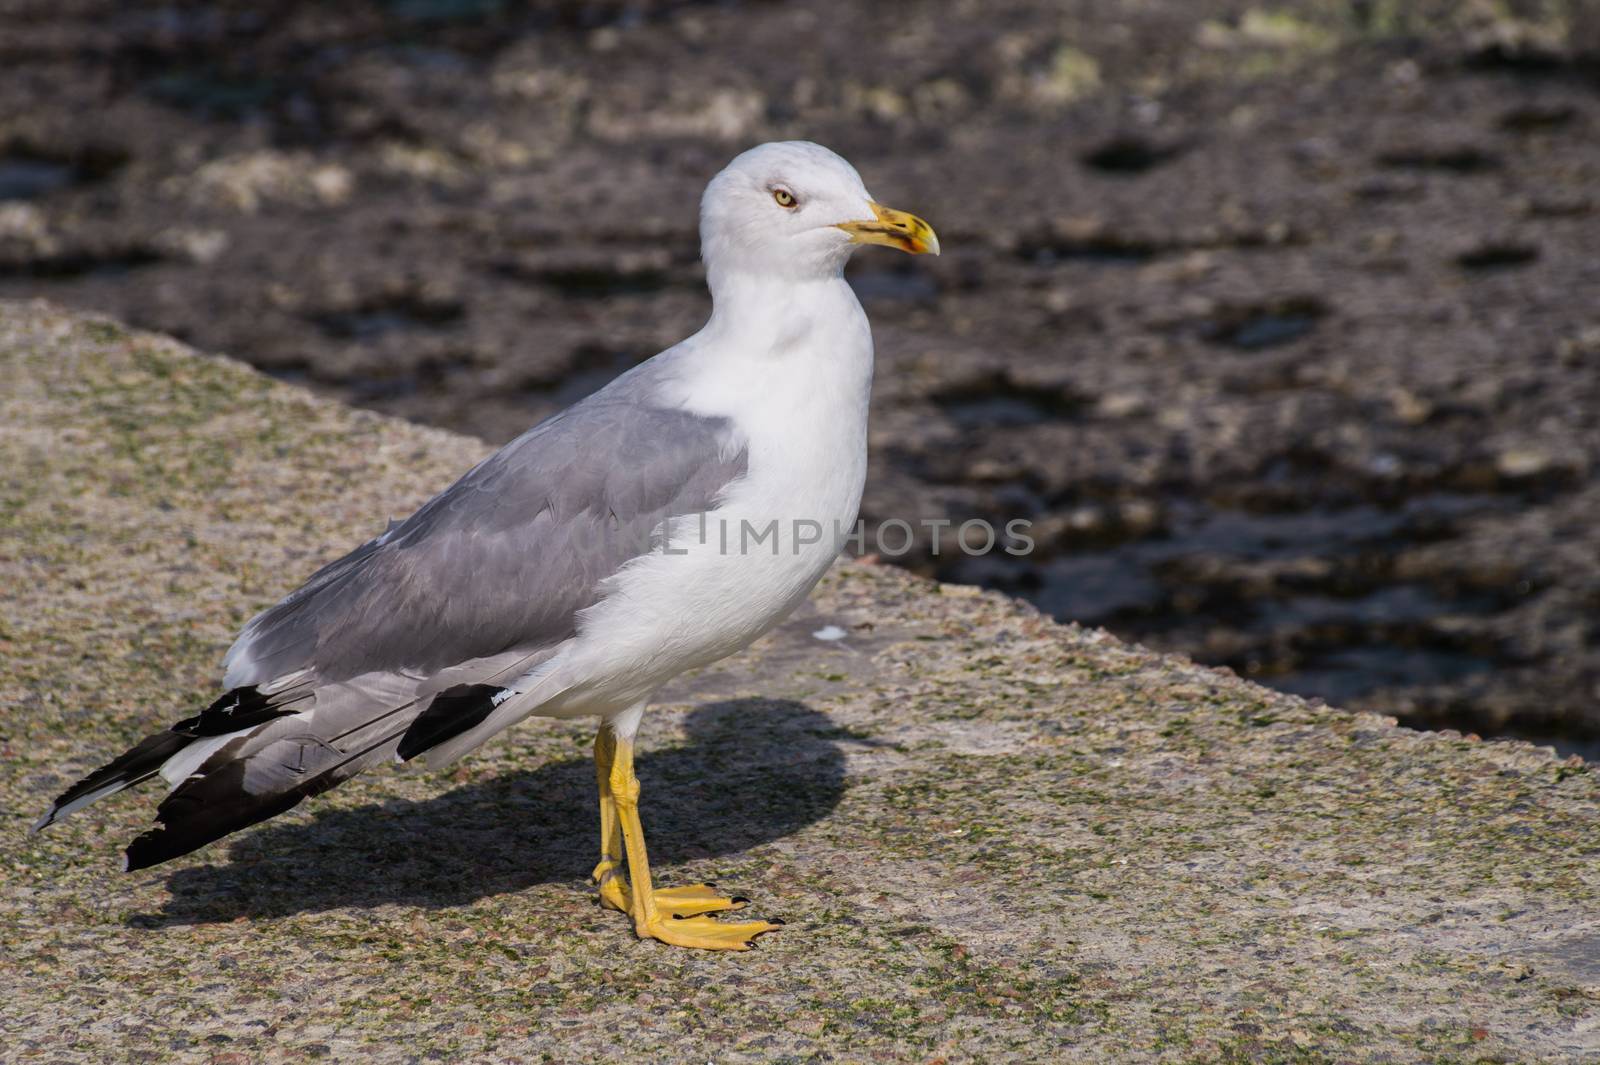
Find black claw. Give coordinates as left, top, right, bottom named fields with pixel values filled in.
left=731, top=896, right=749, bottom=905
left=704, top=881, right=717, bottom=888
left=770, top=918, right=786, bottom=926
left=672, top=913, right=687, bottom=920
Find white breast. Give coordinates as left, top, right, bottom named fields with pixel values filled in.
left=538, top=276, right=874, bottom=715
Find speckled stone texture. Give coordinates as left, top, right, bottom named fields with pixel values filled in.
left=3, top=299, right=1598, bottom=1062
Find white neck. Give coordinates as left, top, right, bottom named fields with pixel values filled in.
left=699, top=269, right=855, bottom=356
left=664, top=265, right=874, bottom=435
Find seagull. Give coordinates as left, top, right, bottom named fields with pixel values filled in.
left=33, top=141, right=938, bottom=950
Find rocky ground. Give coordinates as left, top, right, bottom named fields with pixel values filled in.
left=6, top=301, right=1600, bottom=1062
left=1, top=1, right=1597, bottom=745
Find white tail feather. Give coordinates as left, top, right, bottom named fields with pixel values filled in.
left=159, top=732, right=244, bottom=789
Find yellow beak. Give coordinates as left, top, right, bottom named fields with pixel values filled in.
left=836, top=202, right=940, bottom=256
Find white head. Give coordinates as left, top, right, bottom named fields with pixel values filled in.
left=699, top=141, right=939, bottom=288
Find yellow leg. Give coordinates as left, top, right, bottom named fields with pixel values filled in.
left=592, top=726, right=754, bottom=921
left=591, top=728, right=630, bottom=914
left=603, top=732, right=782, bottom=950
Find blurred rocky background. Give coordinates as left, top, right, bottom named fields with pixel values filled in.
left=2, top=0, right=1597, bottom=751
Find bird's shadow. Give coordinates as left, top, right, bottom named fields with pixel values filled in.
left=133, top=699, right=848, bottom=926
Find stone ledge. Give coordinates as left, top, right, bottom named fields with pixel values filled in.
left=2, top=299, right=1596, bottom=1063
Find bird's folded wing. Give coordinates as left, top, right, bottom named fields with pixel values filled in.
left=225, top=382, right=748, bottom=691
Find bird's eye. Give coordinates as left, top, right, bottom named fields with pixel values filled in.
left=772, top=188, right=796, bottom=208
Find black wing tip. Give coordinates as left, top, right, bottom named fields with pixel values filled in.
left=34, top=730, right=193, bottom=831
left=171, top=685, right=306, bottom=737
left=123, top=834, right=175, bottom=873
left=123, top=836, right=167, bottom=873
left=397, top=684, right=508, bottom=761
left=37, top=684, right=302, bottom=835
left=122, top=766, right=310, bottom=871
left=40, top=685, right=313, bottom=837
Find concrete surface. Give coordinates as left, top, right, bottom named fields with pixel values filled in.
left=3, top=299, right=1599, bottom=1062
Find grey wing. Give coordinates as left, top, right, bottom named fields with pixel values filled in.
left=226, top=389, right=748, bottom=688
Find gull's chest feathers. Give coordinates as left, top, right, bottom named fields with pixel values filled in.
left=683, top=276, right=873, bottom=522
left=546, top=280, right=874, bottom=708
